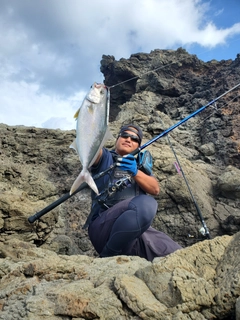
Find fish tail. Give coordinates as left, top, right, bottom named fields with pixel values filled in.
left=70, top=169, right=99, bottom=195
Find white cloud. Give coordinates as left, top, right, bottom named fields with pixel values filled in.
left=0, top=79, right=86, bottom=129
left=0, top=0, right=239, bottom=129
left=190, top=22, right=240, bottom=46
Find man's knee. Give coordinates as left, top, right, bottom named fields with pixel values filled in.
left=132, top=194, right=157, bottom=211
left=130, top=195, right=158, bottom=224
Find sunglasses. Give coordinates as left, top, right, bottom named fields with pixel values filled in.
left=120, top=132, right=140, bottom=143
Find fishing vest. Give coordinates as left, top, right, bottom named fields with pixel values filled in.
left=83, top=149, right=153, bottom=228
left=99, top=164, right=144, bottom=208
left=100, top=149, right=154, bottom=207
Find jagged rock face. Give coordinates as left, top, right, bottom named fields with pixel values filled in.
left=0, top=126, right=96, bottom=256
left=101, top=48, right=240, bottom=169
left=0, top=234, right=240, bottom=319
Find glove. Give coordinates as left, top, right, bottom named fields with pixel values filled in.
left=116, top=154, right=138, bottom=176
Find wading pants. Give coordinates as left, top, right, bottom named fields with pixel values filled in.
left=88, top=194, right=182, bottom=261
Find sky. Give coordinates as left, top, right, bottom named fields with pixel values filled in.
left=0, top=0, right=240, bottom=130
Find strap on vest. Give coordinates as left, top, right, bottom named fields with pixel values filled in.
left=83, top=150, right=151, bottom=229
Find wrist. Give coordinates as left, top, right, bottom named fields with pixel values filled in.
left=132, top=169, right=138, bottom=177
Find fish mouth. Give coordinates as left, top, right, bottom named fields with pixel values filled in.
left=86, top=83, right=107, bottom=103
left=94, top=83, right=106, bottom=89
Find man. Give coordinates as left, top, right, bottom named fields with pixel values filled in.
left=87, top=124, right=182, bottom=261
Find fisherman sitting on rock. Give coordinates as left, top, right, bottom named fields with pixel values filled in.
left=85, top=123, right=182, bottom=261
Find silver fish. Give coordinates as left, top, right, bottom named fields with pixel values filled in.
left=70, top=83, right=112, bottom=195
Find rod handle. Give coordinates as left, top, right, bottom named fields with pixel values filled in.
left=28, top=182, right=88, bottom=223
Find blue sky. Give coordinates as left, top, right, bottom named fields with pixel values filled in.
left=0, top=0, right=240, bottom=130
left=186, top=0, right=240, bottom=61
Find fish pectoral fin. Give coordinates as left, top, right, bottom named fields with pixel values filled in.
left=70, top=138, right=78, bottom=151
left=87, top=104, right=94, bottom=114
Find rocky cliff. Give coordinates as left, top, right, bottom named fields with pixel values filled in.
left=0, top=48, right=240, bottom=319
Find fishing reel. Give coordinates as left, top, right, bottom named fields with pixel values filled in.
left=96, top=176, right=130, bottom=209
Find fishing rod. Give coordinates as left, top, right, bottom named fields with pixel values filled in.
left=27, top=163, right=116, bottom=223
left=28, top=82, right=240, bottom=224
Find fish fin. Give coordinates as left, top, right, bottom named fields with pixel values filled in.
left=73, top=108, right=80, bottom=119
left=70, top=169, right=99, bottom=195
left=70, top=138, right=78, bottom=151
left=87, top=104, right=94, bottom=114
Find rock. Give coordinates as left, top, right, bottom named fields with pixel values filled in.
left=199, top=142, right=215, bottom=156
left=114, top=274, right=168, bottom=319
left=213, top=231, right=240, bottom=318
left=216, top=165, right=240, bottom=199
left=0, top=234, right=238, bottom=319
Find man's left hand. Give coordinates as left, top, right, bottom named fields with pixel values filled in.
left=116, top=154, right=138, bottom=176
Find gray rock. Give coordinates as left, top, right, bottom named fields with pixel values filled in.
left=0, top=235, right=237, bottom=319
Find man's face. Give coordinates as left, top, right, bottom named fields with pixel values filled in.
left=115, top=129, right=140, bottom=155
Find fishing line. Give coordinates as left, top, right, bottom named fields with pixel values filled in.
left=107, top=45, right=240, bottom=91
left=106, top=52, right=240, bottom=149
left=200, top=93, right=240, bottom=124
left=27, top=78, right=240, bottom=223
left=107, top=56, right=182, bottom=89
